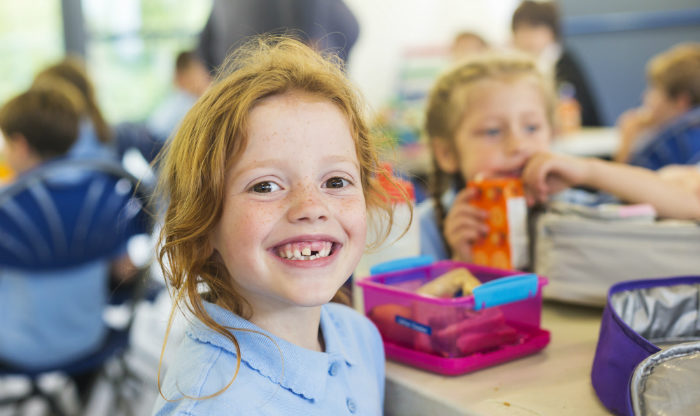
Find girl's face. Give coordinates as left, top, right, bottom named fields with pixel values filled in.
left=210, top=92, right=366, bottom=315
left=436, top=78, right=552, bottom=182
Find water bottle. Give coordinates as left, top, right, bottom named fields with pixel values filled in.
left=557, top=82, right=581, bottom=136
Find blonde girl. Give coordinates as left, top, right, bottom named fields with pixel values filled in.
left=152, top=36, right=399, bottom=415
left=418, top=53, right=555, bottom=262
left=418, top=52, right=700, bottom=263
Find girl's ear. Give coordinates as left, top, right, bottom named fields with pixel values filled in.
left=431, top=137, right=459, bottom=174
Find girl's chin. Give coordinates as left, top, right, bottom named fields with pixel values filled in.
left=287, top=292, right=340, bottom=308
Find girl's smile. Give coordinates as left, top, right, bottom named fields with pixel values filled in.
left=271, top=236, right=339, bottom=264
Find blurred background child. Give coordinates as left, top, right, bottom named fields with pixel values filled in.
left=419, top=52, right=700, bottom=263
left=0, top=82, right=81, bottom=179
left=0, top=82, right=99, bottom=395
left=152, top=37, right=399, bottom=415
left=450, top=31, right=489, bottom=62
left=147, top=50, right=211, bottom=143
left=615, top=43, right=700, bottom=169
left=419, top=53, right=554, bottom=262
left=511, top=0, right=601, bottom=129
left=33, top=57, right=118, bottom=162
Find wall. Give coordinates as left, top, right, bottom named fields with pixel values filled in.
left=560, top=0, right=700, bottom=125
left=344, top=0, right=519, bottom=111
left=344, top=0, right=700, bottom=125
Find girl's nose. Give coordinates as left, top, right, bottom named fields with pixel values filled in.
left=505, top=132, right=527, bottom=155
left=287, top=184, right=329, bottom=223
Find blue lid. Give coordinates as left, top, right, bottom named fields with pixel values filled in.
left=473, top=273, right=539, bottom=310
left=369, top=255, right=434, bottom=275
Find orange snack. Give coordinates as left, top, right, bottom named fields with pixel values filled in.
left=468, top=178, right=529, bottom=270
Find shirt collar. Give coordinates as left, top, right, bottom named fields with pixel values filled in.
left=442, top=185, right=457, bottom=208
left=185, top=301, right=354, bottom=402
left=537, top=42, right=562, bottom=77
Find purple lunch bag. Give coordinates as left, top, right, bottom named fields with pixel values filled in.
left=591, top=276, right=700, bottom=415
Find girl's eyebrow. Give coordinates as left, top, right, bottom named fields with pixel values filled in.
left=520, top=109, right=546, bottom=117
left=323, top=154, right=360, bottom=170
left=234, top=158, right=284, bottom=174
left=233, top=155, right=360, bottom=175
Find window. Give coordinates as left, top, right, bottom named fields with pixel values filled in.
left=0, top=0, right=64, bottom=106
left=82, top=0, right=211, bottom=122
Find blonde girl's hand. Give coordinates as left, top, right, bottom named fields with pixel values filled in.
left=443, top=187, right=488, bottom=262
left=522, top=152, right=592, bottom=205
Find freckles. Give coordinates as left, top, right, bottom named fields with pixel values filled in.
left=335, top=198, right=367, bottom=222
left=231, top=204, right=275, bottom=232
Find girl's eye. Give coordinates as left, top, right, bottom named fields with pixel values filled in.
left=525, top=124, right=540, bottom=133
left=250, top=181, right=281, bottom=193
left=324, top=177, right=350, bottom=189
left=482, top=128, right=501, bottom=137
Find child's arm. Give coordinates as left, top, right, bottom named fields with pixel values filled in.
left=522, top=152, right=700, bottom=220
left=443, top=187, right=489, bottom=262
left=658, top=165, right=700, bottom=200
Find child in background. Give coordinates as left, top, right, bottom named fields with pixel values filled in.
left=33, top=57, right=118, bottom=162
left=152, top=36, right=400, bottom=415
left=0, top=82, right=81, bottom=179
left=450, top=31, right=489, bottom=62
left=0, top=83, right=91, bottom=375
left=418, top=52, right=700, bottom=263
left=615, top=43, right=700, bottom=169
left=511, top=0, right=601, bottom=128
left=147, top=50, right=211, bottom=143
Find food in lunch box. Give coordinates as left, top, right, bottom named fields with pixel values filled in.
left=369, top=300, right=519, bottom=358
left=416, top=267, right=482, bottom=298
left=368, top=303, right=415, bottom=346
left=430, top=307, right=518, bottom=356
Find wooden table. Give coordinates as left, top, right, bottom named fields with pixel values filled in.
left=383, top=301, right=612, bottom=416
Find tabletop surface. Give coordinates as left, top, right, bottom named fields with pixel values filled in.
left=383, top=300, right=612, bottom=416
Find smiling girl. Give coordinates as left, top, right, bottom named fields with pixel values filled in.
left=152, top=37, right=401, bottom=415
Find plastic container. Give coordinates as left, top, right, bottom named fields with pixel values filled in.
left=357, top=260, right=549, bottom=375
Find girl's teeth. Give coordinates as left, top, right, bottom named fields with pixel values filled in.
left=277, top=241, right=334, bottom=260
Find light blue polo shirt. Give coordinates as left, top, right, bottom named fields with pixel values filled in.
left=152, top=301, right=385, bottom=415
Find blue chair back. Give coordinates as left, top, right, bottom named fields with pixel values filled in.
left=0, top=158, right=154, bottom=415
left=0, top=158, right=151, bottom=270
